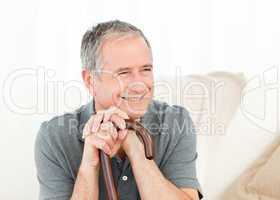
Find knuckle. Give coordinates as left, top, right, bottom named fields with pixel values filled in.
left=99, top=123, right=106, bottom=130
left=102, top=122, right=116, bottom=133
left=91, top=113, right=99, bottom=122
left=111, top=113, right=121, bottom=122
left=107, top=121, right=114, bottom=126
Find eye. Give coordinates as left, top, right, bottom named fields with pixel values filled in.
left=118, top=71, right=130, bottom=76
left=142, top=67, right=152, bottom=72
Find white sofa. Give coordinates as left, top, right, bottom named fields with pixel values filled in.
left=2, top=71, right=278, bottom=199
left=154, top=71, right=279, bottom=199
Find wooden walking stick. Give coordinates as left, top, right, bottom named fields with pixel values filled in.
left=98, top=118, right=154, bottom=200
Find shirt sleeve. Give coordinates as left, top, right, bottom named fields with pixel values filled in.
left=161, top=107, right=204, bottom=199
left=34, top=122, right=74, bottom=200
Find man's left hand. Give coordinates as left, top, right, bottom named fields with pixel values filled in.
left=122, top=129, right=145, bottom=159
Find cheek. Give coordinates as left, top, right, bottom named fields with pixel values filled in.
left=95, top=82, right=114, bottom=99
left=110, top=82, right=124, bottom=104
left=145, top=76, right=154, bottom=91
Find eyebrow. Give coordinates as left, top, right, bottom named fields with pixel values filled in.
left=114, top=64, right=153, bottom=74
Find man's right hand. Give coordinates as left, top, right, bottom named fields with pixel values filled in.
left=80, top=106, right=130, bottom=169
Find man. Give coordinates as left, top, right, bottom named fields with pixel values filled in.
left=35, top=20, right=203, bottom=200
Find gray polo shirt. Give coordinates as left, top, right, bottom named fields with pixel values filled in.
left=34, top=99, right=203, bottom=199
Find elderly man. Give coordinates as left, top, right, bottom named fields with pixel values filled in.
left=35, top=20, right=203, bottom=200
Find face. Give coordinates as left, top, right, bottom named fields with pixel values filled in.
left=89, top=34, right=154, bottom=120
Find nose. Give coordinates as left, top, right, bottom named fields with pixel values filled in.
left=126, top=71, right=148, bottom=93
left=127, top=81, right=147, bottom=94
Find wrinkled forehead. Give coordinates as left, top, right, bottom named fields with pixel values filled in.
left=99, top=34, right=153, bottom=72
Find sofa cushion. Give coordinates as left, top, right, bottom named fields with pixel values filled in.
left=222, top=136, right=280, bottom=200
left=248, top=136, right=280, bottom=198
left=154, top=71, right=246, bottom=136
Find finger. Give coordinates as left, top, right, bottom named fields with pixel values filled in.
left=96, top=132, right=115, bottom=150
left=91, top=112, right=104, bottom=133
left=97, top=125, right=116, bottom=149
left=103, top=106, right=129, bottom=122
left=100, top=121, right=118, bottom=141
left=82, top=114, right=97, bottom=139
left=109, top=140, right=122, bottom=158
left=118, top=129, right=128, bottom=140
left=88, top=135, right=111, bottom=155
left=110, top=114, right=126, bottom=131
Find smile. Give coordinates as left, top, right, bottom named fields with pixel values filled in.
left=121, top=96, right=143, bottom=101
left=121, top=92, right=148, bottom=101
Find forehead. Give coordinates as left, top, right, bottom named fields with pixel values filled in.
left=100, top=34, right=152, bottom=72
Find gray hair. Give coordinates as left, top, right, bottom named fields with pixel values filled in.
left=80, top=20, right=152, bottom=76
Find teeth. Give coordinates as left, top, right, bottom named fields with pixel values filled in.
left=122, top=97, right=141, bottom=101
left=121, top=92, right=147, bottom=101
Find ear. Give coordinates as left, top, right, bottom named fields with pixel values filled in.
left=81, top=69, right=95, bottom=97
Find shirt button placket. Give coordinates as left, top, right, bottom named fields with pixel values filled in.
left=122, top=175, right=128, bottom=181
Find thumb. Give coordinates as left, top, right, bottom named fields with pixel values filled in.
left=118, top=129, right=128, bottom=140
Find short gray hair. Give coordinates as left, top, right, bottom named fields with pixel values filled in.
left=80, top=20, right=152, bottom=76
